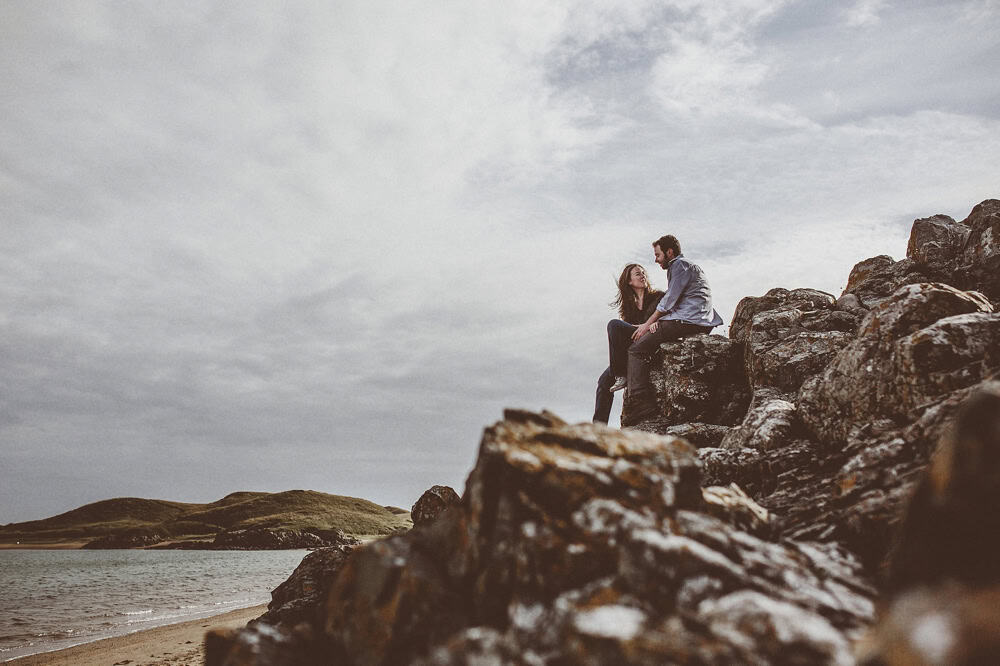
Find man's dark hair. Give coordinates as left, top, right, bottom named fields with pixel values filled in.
left=653, top=234, right=681, bottom=256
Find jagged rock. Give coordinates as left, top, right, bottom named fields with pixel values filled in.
left=410, top=485, right=461, bottom=527
left=842, top=201, right=999, bottom=313
left=253, top=544, right=359, bottom=629
left=841, top=255, right=941, bottom=310
left=753, top=329, right=855, bottom=394
left=82, top=531, right=166, bottom=549
left=730, top=288, right=846, bottom=343
left=323, top=530, right=468, bottom=665
left=906, top=213, right=969, bottom=267
left=208, top=411, right=879, bottom=665
left=212, top=528, right=327, bottom=550
left=633, top=421, right=731, bottom=448
left=205, top=621, right=318, bottom=666
left=625, top=334, right=750, bottom=427
left=721, top=398, right=800, bottom=451
left=836, top=292, right=865, bottom=312
left=731, top=287, right=858, bottom=394
left=799, top=282, right=996, bottom=447
left=701, top=483, right=771, bottom=536
left=698, top=446, right=772, bottom=496
left=955, top=199, right=1000, bottom=304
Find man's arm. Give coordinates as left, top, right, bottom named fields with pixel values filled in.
left=655, top=260, right=692, bottom=314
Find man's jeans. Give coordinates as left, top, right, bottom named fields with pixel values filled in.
left=593, top=319, right=637, bottom=423
left=626, top=320, right=713, bottom=403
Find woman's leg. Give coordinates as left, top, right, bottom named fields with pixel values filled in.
left=607, top=319, right=637, bottom=377
left=593, top=366, right=614, bottom=423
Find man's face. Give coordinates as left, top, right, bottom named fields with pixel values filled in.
left=653, top=244, right=672, bottom=269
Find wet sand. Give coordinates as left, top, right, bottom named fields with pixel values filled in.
left=8, top=604, right=266, bottom=666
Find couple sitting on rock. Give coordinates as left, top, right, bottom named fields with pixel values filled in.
left=594, top=234, right=724, bottom=425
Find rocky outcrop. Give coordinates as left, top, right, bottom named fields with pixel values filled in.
left=212, top=528, right=361, bottom=550
left=906, top=214, right=970, bottom=267
left=624, top=334, right=750, bottom=428
left=720, top=398, right=800, bottom=451
left=206, top=198, right=1000, bottom=664
left=953, top=199, right=1000, bottom=304
left=799, top=283, right=995, bottom=448
left=410, top=485, right=461, bottom=527
left=209, top=410, right=876, bottom=665
left=840, top=255, right=938, bottom=310
left=731, top=287, right=859, bottom=394
left=212, top=529, right=320, bottom=550
left=253, top=543, right=360, bottom=629
left=843, top=200, right=1000, bottom=311
left=82, top=531, right=166, bottom=549
left=153, top=527, right=362, bottom=550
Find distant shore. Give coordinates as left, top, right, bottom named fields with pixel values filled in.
left=0, top=542, right=89, bottom=550
left=7, top=604, right=265, bottom=665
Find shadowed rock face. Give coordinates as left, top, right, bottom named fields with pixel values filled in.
left=799, top=282, right=995, bottom=448
left=955, top=199, right=1000, bottom=304
left=410, top=485, right=460, bottom=527
left=906, top=214, right=970, bottom=267
left=732, top=287, right=859, bottom=394
left=206, top=199, right=1000, bottom=665
left=859, top=383, right=1000, bottom=665
left=252, top=542, right=360, bottom=630
left=623, top=334, right=750, bottom=427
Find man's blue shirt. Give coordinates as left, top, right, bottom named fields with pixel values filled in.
left=655, top=254, right=724, bottom=328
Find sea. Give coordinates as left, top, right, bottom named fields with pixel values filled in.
left=0, top=549, right=308, bottom=661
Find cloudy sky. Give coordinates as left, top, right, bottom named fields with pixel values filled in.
left=2, top=1, right=998, bottom=523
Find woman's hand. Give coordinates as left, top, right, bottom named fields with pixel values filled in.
left=632, top=323, right=651, bottom=341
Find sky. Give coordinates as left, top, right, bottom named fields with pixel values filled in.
left=2, top=0, right=998, bottom=523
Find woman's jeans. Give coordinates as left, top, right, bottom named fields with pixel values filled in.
left=593, top=319, right=637, bottom=423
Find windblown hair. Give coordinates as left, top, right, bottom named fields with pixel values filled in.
left=653, top=234, right=681, bottom=256
left=611, top=263, right=656, bottom=322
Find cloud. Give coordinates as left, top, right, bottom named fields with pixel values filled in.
left=845, top=0, right=888, bottom=27
left=1, top=0, right=999, bottom=521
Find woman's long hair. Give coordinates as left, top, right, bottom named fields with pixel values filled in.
left=611, top=263, right=654, bottom=321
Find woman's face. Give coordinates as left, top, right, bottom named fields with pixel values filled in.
left=629, top=266, right=647, bottom=290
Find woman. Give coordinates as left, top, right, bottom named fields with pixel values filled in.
left=593, top=263, right=664, bottom=423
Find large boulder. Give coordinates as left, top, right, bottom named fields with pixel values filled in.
left=623, top=334, right=750, bottom=427
left=841, top=199, right=1000, bottom=312
left=731, top=288, right=858, bottom=394
left=840, top=255, right=937, bottom=310
left=906, top=213, right=970, bottom=267
left=955, top=199, right=1000, bottom=305
left=252, top=544, right=359, bottom=629
left=720, top=398, right=801, bottom=452
left=410, top=485, right=461, bottom=527
left=799, top=282, right=995, bottom=447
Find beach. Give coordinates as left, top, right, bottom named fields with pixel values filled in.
left=8, top=604, right=265, bottom=666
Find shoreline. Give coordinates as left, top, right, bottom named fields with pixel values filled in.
left=0, top=542, right=89, bottom=550
left=6, top=604, right=266, bottom=665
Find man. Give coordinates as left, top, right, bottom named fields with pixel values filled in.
left=625, top=234, right=723, bottom=423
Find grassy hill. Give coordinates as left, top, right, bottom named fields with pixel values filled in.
left=0, top=490, right=411, bottom=546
